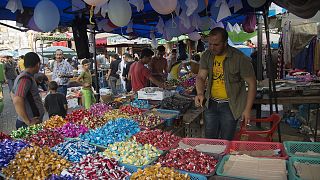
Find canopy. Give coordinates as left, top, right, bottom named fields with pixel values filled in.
left=0, top=0, right=270, bottom=39
left=41, top=46, right=76, bottom=58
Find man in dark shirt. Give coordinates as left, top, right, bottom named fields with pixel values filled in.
left=44, top=81, right=68, bottom=118
left=122, top=53, right=135, bottom=92
left=4, top=56, right=17, bottom=92
left=106, top=54, right=121, bottom=95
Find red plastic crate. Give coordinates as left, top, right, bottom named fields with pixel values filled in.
left=228, top=141, right=288, bottom=159
left=180, top=138, right=229, bottom=155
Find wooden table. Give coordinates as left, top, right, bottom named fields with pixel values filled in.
left=254, top=96, right=320, bottom=141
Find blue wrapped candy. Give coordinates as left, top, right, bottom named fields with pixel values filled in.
left=51, top=139, right=96, bottom=162
left=47, top=174, right=73, bottom=180
left=80, top=118, right=140, bottom=147
left=0, top=139, right=29, bottom=169
left=130, top=99, right=150, bottom=109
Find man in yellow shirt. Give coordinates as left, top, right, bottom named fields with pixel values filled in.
left=195, top=27, right=256, bottom=140
left=17, top=55, right=25, bottom=73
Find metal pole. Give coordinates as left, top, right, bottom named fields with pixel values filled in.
left=92, top=31, right=100, bottom=102
left=257, top=12, right=263, bottom=81
left=263, top=9, right=281, bottom=142
left=41, top=38, right=45, bottom=75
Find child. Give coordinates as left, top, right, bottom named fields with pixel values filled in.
left=76, top=59, right=96, bottom=109
left=44, top=81, right=68, bottom=118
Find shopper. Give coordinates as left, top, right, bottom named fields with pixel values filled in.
left=44, top=81, right=68, bottom=118
left=149, top=45, right=168, bottom=83
left=4, top=56, right=17, bottom=92
left=52, top=49, right=74, bottom=96
left=195, top=27, right=256, bottom=140
left=122, top=53, right=135, bottom=92
left=167, top=49, right=182, bottom=80
left=106, top=54, right=121, bottom=95
left=11, top=52, right=45, bottom=129
left=17, top=55, right=25, bottom=73
left=128, top=48, right=166, bottom=92
left=76, top=59, right=96, bottom=109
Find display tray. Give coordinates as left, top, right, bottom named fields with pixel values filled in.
left=138, top=119, right=165, bottom=130
left=157, top=150, right=221, bottom=178
left=284, top=141, right=320, bottom=158
left=228, top=141, right=288, bottom=159
left=288, top=156, right=320, bottom=180
left=146, top=109, right=180, bottom=127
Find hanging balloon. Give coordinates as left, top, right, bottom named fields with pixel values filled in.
left=83, top=0, right=106, bottom=6
left=108, top=0, right=132, bottom=27
left=188, top=32, right=201, bottom=41
left=34, top=0, right=60, bottom=32
left=198, top=16, right=212, bottom=31
left=101, top=19, right=116, bottom=32
left=27, top=16, right=42, bottom=32
left=247, top=0, right=266, bottom=8
left=149, top=0, right=178, bottom=15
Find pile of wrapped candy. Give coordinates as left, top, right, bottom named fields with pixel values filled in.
left=80, top=118, right=140, bottom=147
left=43, top=115, right=67, bottom=129
left=130, top=163, right=190, bottom=180
left=131, top=114, right=163, bottom=128
left=2, top=146, right=71, bottom=179
left=65, top=109, right=91, bottom=123
left=10, top=124, right=43, bottom=139
left=134, top=129, right=181, bottom=150
left=103, top=140, right=162, bottom=166
left=67, top=154, right=130, bottom=179
left=157, top=148, right=218, bottom=175
left=89, top=103, right=112, bottom=117
left=57, top=122, right=88, bottom=138
left=0, top=139, right=29, bottom=169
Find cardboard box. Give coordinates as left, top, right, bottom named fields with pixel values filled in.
left=137, top=90, right=173, bottom=101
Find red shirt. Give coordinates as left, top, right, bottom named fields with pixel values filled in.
left=129, top=61, right=151, bottom=91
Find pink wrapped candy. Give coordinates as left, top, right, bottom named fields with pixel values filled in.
left=57, top=123, right=88, bottom=138
left=89, top=103, right=112, bottom=117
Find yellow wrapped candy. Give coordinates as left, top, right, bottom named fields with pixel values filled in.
left=130, top=163, right=190, bottom=180
left=43, top=115, right=67, bottom=129
left=2, top=146, right=71, bottom=179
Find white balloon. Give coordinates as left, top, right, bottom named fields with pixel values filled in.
left=34, top=0, right=60, bottom=32
left=108, top=0, right=132, bottom=27
left=188, top=32, right=201, bottom=41
left=149, top=0, right=177, bottom=15
left=247, top=0, right=266, bottom=8
left=83, top=0, right=106, bottom=6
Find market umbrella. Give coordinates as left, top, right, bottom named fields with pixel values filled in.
left=42, top=46, right=76, bottom=59
left=0, top=50, right=17, bottom=57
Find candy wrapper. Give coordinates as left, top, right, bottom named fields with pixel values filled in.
left=103, top=140, right=162, bottom=166
left=130, top=163, right=190, bottom=180
left=157, top=148, right=218, bottom=175
left=0, top=132, right=11, bottom=140
left=89, top=103, right=112, bottom=117
left=78, top=116, right=108, bottom=129
left=43, top=115, right=67, bottom=129
left=52, top=139, right=97, bottom=162
left=57, top=122, right=88, bottom=138
left=133, top=129, right=181, bottom=150
left=47, top=174, right=73, bottom=180
left=10, top=124, right=43, bottom=139
left=131, top=114, right=163, bottom=128
left=67, top=154, right=130, bottom=179
left=0, top=139, right=29, bottom=169
left=80, top=118, right=140, bottom=147
left=130, top=99, right=150, bottom=109
left=2, top=146, right=71, bottom=179
left=26, top=128, right=64, bottom=148
left=103, top=109, right=130, bottom=121
left=119, top=105, right=144, bottom=115
left=65, top=109, right=91, bottom=124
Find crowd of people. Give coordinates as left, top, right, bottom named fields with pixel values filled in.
left=2, top=27, right=258, bottom=142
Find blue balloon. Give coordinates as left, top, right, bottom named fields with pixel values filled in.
left=34, top=0, right=60, bottom=32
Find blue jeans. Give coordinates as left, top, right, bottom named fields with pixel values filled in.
left=8, top=79, right=15, bottom=92
left=57, top=85, right=68, bottom=96
left=108, top=76, right=118, bottom=95
left=204, top=99, right=238, bottom=140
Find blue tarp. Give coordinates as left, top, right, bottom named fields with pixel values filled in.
left=0, top=0, right=270, bottom=38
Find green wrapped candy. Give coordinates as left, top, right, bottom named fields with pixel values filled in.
left=10, top=124, right=43, bottom=139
